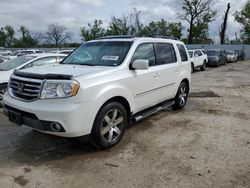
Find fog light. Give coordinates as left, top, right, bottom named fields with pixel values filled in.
left=50, top=122, right=61, bottom=132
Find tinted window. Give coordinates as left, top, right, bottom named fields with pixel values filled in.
left=197, top=50, right=202, bottom=56
left=177, top=44, right=188, bottom=61
left=188, top=51, right=193, bottom=58
left=155, top=43, right=176, bottom=64
left=132, top=43, right=156, bottom=66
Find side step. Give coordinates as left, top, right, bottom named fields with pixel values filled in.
left=132, top=100, right=175, bottom=122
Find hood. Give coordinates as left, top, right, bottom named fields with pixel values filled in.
left=19, top=64, right=112, bottom=78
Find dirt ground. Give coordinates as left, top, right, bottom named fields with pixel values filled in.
left=0, top=61, right=250, bottom=188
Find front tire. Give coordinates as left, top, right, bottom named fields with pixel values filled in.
left=191, top=63, right=195, bottom=74
left=92, top=102, right=127, bottom=149
left=173, top=82, right=189, bottom=110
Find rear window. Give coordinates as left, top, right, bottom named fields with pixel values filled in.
left=155, top=43, right=176, bottom=64
left=177, top=44, right=188, bottom=61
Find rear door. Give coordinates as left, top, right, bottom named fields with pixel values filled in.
left=154, top=43, right=180, bottom=100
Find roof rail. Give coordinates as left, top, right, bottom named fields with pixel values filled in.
left=156, top=36, right=178, bottom=40
left=98, top=35, right=136, bottom=40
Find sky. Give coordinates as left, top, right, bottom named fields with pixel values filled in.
left=0, top=0, right=247, bottom=43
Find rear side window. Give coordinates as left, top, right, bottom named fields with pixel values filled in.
left=177, top=44, right=188, bottom=61
left=132, top=43, right=156, bottom=66
left=154, top=43, right=176, bottom=65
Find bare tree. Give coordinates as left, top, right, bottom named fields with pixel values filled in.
left=133, top=8, right=142, bottom=36
left=46, top=23, right=70, bottom=47
left=220, top=3, right=231, bottom=44
left=180, top=0, right=216, bottom=44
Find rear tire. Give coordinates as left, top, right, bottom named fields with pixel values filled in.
left=92, top=102, right=127, bottom=149
left=200, top=61, right=206, bottom=71
left=173, top=82, right=189, bottom=110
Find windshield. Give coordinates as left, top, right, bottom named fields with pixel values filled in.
left=188, top=51, right=193, bottom=58
left=206, top=50, right=220, bottom=56
left=0, top=56, right=35, bottom=71
left=62, top=41, right=133, bottom=66
left=10, top=50, right=20, bottom=56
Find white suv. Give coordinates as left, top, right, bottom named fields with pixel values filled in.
left=3, top=37, right=191, bottom=148
left=188, top=49, right=208, bottom=73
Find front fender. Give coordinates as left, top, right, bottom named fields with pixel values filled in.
left=83, top=84, right=135, bottom=134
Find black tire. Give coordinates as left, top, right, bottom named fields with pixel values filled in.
left=191, top=63, right=194, bottom=73
left=173, top=82, right=189, bottom=110
left=0, top=84, right=7, bottom=104
left=216, top=61, right=220, bottom=67
left=200, top=61, right=206, bottom=71
left=92, top=102, right=127, bottom=149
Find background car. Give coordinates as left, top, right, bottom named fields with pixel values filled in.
left=235, top=49, right=245, bottom=61
left=50, top=49, right=74, bottom=55
left=226, top=51, right=237, bottom=63
left=188, top=49, right=208, bottom=73
left=2, top=49, right=44, bottom=60
left=206, top=49, right=227, bottom=67
left=0, top=53, right=66, bottom=103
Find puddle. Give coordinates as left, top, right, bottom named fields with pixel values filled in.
left=189, top=91, right=221, bottom=98
left=13, top=175, right=29, bottom=187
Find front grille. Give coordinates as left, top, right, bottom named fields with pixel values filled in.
left=9, top=75, right=43, bottom=101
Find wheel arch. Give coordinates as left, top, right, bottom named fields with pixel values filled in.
left=100, top=96, right=132, bottom=124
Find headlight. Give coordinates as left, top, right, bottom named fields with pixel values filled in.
left=40, top=80, right=79, bottom=99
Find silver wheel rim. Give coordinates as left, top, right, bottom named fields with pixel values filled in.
left=0, top=88, right=7, bottom=101
left=101, top=109, right=124, bottom=143
left=179, top=86, right=187, bottom=106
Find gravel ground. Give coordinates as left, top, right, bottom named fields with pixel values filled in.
left=0, top=61, right=250, bottom=188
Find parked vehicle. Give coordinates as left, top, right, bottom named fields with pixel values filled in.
left=0, top=53, right=66, bottom=103
left=234, top=49, right=245, bottom=61
left=188, top=49, right=208, bottom=73
left=0, top=50, right=12, bottom=57
left=2, top=49, right=44, bottom=60
left=226, top=51, right=237, bottom=63
left=206, top=49, right=227, bottom=67
left=50, top=49, right=74, bottom=55
left=3, top=36, right=191, bottom=148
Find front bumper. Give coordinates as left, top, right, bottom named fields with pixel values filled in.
left=3, top=92, right=93, bottom=137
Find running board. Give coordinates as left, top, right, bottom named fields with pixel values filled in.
left=132, top=100, right=175, bottom=122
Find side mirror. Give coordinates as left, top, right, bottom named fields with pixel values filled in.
left=132, top=59, right=149, bottom=70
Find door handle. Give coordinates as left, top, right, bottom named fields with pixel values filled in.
left=175, top=68, right=180, bottom=72
left=153, top=73, right=160, bottom=78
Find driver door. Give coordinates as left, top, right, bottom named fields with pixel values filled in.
left=129, top=43, right=162, bottom=113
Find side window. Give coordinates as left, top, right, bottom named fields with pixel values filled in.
left=132, top=43, right=156, bottom=66
left=197, top=50, right=203, bottom=56
left=32, top=57, right=57, bottom=67
left=194, top=51, right=199, bottom=57
left=154, top=43, right=176, bottom=65
left=177, top=44, right=188, bottom=61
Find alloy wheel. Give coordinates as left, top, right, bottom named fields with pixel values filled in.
left=101, top=109, right=124, bottom=143
left=179, top=85, right=187, bottom=106
left=0, top=88, right=7, bottom=102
